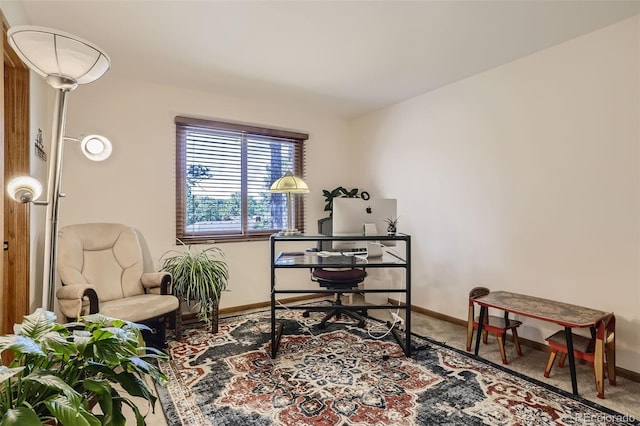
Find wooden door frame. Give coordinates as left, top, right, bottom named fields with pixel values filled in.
left=2, top=15, right=31, bottom=335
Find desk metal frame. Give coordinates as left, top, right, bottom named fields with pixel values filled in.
left=471, top=291, right=614, bottom=398
left=270, top=233, right=411, bottom=358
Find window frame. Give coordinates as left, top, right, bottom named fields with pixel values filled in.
left=175, top=116, right=308, bottom=243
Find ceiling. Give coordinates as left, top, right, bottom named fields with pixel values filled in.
left=12, top=0, right=640, bottom=118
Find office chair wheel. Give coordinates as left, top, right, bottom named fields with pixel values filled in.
left=357, top=320, right=366, bottom=328
left=302, top=311, right=310, bottom=318
left=318, top=322, right=327, bottom=329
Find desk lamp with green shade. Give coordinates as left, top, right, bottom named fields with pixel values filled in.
left=269, top=171, right=309, bottom=235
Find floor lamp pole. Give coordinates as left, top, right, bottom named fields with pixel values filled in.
left=42, top=86, right=71, bottom=311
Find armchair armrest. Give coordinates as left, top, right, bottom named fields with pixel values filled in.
left=141, top=272, right=172, bottom=295
left=56, top=285, right=99, bottom=320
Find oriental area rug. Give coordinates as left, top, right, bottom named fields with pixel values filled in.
left=156, top=306, right=638, bottom=426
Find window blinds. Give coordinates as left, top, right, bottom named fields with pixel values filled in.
left=175, top=116, right=308, bottom=242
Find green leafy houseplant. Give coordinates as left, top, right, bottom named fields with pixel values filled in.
left=160, top=241, right=229, bottom=332
left=0, top=309, right=168, bottom=426
left=322, top=186, right=364, bottom=215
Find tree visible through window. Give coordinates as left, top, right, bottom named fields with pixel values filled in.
left=175, top=117, right=308, bottom=242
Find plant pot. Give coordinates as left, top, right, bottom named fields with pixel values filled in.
left=179, top=298, right=220, bottom=333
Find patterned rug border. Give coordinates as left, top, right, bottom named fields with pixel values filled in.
left=155, top=302, right=638, bottom=425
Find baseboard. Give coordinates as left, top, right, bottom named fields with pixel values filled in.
left=387, top=298, right=640, bottom=384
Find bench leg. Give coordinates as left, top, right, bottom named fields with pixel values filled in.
left=606, top=338, right=616, bottom=385
left=466, top=316, right=474, bottom=352
left=557, top=351, right=568, bottom=368
left=497, top=334, right=508, bottom=364
left=594, top=336, right=605, bottom=399
left=512, top=328, right=523, bottom=356
left=544, top=350, right=558, bottom=378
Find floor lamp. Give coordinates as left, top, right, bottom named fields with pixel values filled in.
left=6, top=26, right=111, bottom=311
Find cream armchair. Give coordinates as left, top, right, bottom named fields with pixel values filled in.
left=56, top=223, right=181, bottom=346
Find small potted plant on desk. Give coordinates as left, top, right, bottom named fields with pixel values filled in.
left=161, top=240, right=230, bottom=333
left=0, top=309, right=167, bottom=425
left=385, top=217, right=399, bottom=235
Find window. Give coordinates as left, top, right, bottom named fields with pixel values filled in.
left=175, top=116, right=308, bottom=243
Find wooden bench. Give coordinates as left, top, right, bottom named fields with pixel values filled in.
left=471, top=291, right=615, bottom=398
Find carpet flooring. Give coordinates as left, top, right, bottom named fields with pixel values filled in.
left=156, top=306, right=638, bottom=425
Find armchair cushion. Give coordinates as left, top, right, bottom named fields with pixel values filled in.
left=99, top=294, right=179, bottom=323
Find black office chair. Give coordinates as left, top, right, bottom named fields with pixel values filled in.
left=310, top=267, right=368, bottom=328
left=303, top=217, right=368, bottom=328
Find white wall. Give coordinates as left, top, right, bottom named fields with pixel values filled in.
left=58, top=76, right=352, bottom=309
left=350, top=16, right=640, bottom=372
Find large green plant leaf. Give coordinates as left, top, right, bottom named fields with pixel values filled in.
left=83, top=378, right=115, bottom=424
left=123, top=357, right=167, bottom=386
left=0, top=336, right=43, bottom=357
left=0, top=407, right=41, bottom=426
left=90, top=330, right=130, bottom=364
left=45, top=395, right=101, bottom=426
left=39, top=330, right=73, bottom=354
left=13, top=309, right=56, bottom=339
left=120, top=397, right=145, bottom=426
left=104, top=395, right=127, bottom=426
left=0, top=366, right=24, bottom=383
left=24, top=371, right=83, bottom=407
left=114, top=371, right=157, bottom=407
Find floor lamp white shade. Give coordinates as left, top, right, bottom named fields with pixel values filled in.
left=8, top=25, right=110, bottom=86
left=6, top=25, right=111, bottom=311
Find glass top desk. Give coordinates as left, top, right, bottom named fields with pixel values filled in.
left=269, top=233, right=411, bottom=358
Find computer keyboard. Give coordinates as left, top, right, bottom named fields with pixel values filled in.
left=317, top=250, right=368, bottom=257
left=317, top=251, right=342, bottom=257
left=342, top=251, right=368, bottom=256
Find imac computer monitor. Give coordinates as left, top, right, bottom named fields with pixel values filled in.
left=332, top=198, right=397, bottom=253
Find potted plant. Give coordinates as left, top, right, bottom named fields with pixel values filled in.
left=160, top=240, right=229, bottom=333
left=0, top=309, right=167, bottom=425
left=385, top=217, right=399, bottom=235
left=322, top=186, right=367, bottom=215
